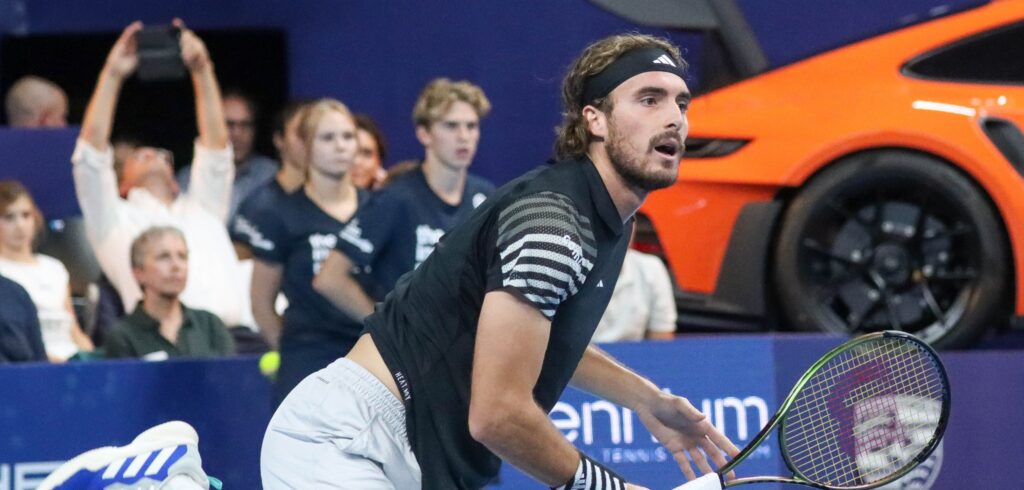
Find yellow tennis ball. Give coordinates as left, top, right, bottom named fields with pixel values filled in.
left=259, top=351, right=280, bottom=377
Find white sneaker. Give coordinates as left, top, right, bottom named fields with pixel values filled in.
left=37, top=421, right=211, bottom=490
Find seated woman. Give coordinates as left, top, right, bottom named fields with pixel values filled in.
left=0, top=180, right=94, bottom=361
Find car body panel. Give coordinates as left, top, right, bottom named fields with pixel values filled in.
left=645, top=0, right=1024, bottom=318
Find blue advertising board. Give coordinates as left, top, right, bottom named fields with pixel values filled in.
left=0, top=357, right=272, bottom=490
left=493, top=336, right=840, bottom=489
left=0, top=335, right=1019, bottom=489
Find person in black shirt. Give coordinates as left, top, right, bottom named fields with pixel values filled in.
left=262, top=34, right=739, bottom=490
left=231, top=99, right=311, bottom=260
left=314, top=78, right=494, bottom=315
left=245, top=98, right=367, bottom=407
left=0, top=274, right=46, bottom=363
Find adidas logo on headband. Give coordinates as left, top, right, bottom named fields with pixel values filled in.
left=652, top=54, right=677, bottom=67
left=580, top=47, right=686, bottom=105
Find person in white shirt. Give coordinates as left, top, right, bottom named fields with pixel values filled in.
left=592, top=228, right=677, bottom=343
left=0, top=180, right=94, bottom=361
left=72, top=19, right=245, bottom=328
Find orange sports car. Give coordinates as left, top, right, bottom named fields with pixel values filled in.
left=633, top=0, right=1024, bottom=348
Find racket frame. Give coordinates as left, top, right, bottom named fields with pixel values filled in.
left=717, top=331, right=950, bottom=489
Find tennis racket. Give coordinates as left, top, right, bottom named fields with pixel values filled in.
left=676, top=330, right=950, bottom=490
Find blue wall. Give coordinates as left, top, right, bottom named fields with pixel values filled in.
left=1, top=0, right=986, bottom=186
left=1, top=335, right=1016, bottom=489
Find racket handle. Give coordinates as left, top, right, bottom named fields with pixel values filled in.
left=670, top=473, right=722, bottom=490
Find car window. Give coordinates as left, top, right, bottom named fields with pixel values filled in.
left=905, top=22, right=1024, bottom=84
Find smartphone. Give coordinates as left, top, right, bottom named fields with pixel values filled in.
left=135, top=25, right=185, bottom=81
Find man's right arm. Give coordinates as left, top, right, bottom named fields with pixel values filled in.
left=79, top=22, right=141, bottom=151
left=469, top=291, right=648, bottom=489
left=468, top=290, right=581, bottom=486
left=74, top=22, right=141, bottom=241
left=312, top=250, right=374, bottom=320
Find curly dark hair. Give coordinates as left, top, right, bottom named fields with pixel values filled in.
left=554, top=34, right=685, bottom=160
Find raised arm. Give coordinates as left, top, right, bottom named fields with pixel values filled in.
left=312, top=250, right=375, bottom=320
left=174, top=19, right=233, bottom=221
left=79, top=21, right=142, bottom=151
left=175, top=18, right=227, bottom=150
left=571, top=345, right=740, bottom=482
left=73, top=22, right=141, bottom=242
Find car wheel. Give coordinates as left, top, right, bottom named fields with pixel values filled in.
left=773, top=150, right=1009, bottom=348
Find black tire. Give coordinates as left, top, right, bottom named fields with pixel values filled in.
left=773, top=150, right=1009, bottom=348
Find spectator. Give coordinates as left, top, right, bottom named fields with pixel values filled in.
left=104, top=226, right=234, bottom=359
left=351, top=113, right=388, bottom=190
left=0, top=180, right=94, bottom=361
left=72, top=20, right=247, bottom=329
left=0, top=274, right=47, bottom=363
left=314, top=78, right=494, bottom=315
left=230, top=99, right=310, bottom=259
left=243, top=98, right=367, bottom=406
left=592, top=228, right=677, bottom=343
left=177, top=90, right=278, bottom=222
left=380, top=159, right=421, bottom=187
left=4, top=75, right=68, bottom=128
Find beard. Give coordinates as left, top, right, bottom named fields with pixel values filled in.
left=605, top=122, right=679, bottom=191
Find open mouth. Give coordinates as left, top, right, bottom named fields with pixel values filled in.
left=653, top=140, right=681, bottom=158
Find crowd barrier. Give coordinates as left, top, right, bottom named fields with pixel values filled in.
left=1, top=334, right=1017, bottom=489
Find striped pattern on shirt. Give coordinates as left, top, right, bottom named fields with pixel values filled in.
left=496, top=192, right=596, bottom=319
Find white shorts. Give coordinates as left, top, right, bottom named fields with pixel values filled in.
left=261, top=358, right=421, bottom=489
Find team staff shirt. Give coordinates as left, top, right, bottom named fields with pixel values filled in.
left=336, top=165, right=494, bottom=300
left=244, top=189, right=368, bottom=345
left=230, top=178, right=288, bottom=246
left=366, top=158, right=632, bottom=489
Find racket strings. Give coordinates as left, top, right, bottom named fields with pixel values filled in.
left=780, top=337, right=945, bottom=488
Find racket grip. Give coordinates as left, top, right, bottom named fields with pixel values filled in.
left=670, top=473, right=722, bottom=490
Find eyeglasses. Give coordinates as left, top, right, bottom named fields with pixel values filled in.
left=226, top=119, right=255, bottom=130
left=131, top=147, right=175, bottom=167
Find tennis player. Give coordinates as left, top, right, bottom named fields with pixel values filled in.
left=261, top=33, right=739, bottom=490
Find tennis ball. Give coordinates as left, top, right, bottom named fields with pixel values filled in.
left=259, top=351, right=280, bottom=378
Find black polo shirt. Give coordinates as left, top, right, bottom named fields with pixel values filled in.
left=366, top=157, right=632, bottom=489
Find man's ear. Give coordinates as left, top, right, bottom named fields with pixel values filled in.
left=583, top=104, right=607, bottom=140
left=415, top=124, right=432, bottom=148
left=131, top=266, right=145, bottom=290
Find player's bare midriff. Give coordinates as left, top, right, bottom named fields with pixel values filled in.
left=346, top=333, right=403, bottom=402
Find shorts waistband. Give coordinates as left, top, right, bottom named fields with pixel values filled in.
left=328, top=358, right=408, bottom=443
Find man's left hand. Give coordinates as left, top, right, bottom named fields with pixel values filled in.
left=635, top=393, right=740, bottom=482
left=174, top=18, right=211, bottom=73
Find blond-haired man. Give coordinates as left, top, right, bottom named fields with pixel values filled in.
left=314, top=78, right=494, bottom=315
